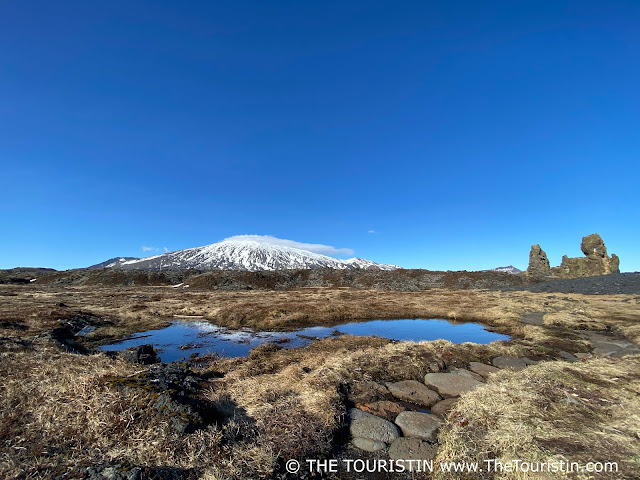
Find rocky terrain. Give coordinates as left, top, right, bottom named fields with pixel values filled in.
left=15, top=266, right=529, bottom=291
left=527, top=233, right=620, bottom=279
left=0, top=267, right=55, bottom=284
left=1, top=233, right=638, bottom=479
left=2, top=269, right=640, bottom=479
left=20, top=265, right=640, bottom=295
left=345, top=331, right=639, bottom=465
left=507, top=272, right=640, bottom=295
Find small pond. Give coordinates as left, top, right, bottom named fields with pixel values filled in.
left=100, top=318, right=510, bottom=362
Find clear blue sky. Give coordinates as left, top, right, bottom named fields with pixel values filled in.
left=1, top=1, right=638, bottom=271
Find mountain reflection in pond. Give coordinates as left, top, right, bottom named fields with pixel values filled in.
left=101, top=318, right=510, bottom=363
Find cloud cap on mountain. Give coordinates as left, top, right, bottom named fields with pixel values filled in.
left=222, top=235, right=354, bottom=257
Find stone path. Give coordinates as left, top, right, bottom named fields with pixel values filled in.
left=385, top=380, right=441, bottom=407
left=348, top=325, right=640, bottom=462
left=348, top=360, right=498, bottom=460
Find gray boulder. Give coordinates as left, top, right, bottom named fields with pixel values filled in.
left=388, top=437, right=437, bottom=461
left=468, top=362, right=501, bottom=378
left=450, top=367, right=485, bottom=382
left=394, top=411, right=442, bottom=442
left=558, top=351, right=578, bottom=363
left=492, top=355, right=527, bottom=371
left=423, top=372, right=483, bottom=398
left=352, top=437, right=387, bottom=452
left=386, top=380, right=441, bottom=407
left=430, top=398, right=458, bottom=418
left=349, top=408, right=401, bottom=444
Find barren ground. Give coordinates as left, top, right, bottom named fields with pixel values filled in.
left=1, top=283, right=639, bottom=479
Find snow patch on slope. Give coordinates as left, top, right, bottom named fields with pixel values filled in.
left=114, top=240, right=399, bottom=271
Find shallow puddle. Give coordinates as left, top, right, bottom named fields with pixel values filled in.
left=100, top=318, right=509, bottom=362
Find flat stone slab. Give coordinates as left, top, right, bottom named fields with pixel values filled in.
left=389, top=437, right=437, bottom=461
left=558, top=351, right=578, bottom=363
left=349, top=408, right=401, bottom=444
left=423, top=372, right=483, bottom=398
left=430, top=398, right=458, bottom=418
left=386, top=380, right=441, bottom=407
left=491, top=355, right=527, bottom=371
left=592, top=343, right=623, bottom=356
left=348, top=380, right=390, bottom=404
left=450, top=368, right=485, bottom=382
left=469, top=362, right=501, bottom=378
left=394, top=411, right=441, bottom=442
left=355, top=400, right=406, bottom=422
left=352, top=437, right=386, bottom=452
left=611, top=346, right=640, bottom=358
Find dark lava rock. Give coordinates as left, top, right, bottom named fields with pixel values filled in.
left=0, top=321, right=29, bottom=331
left=35, top=266, right=528, bottom=291
left=84, top=464, right=192, bottom=480
left=146, top=362, right=201, bottom=394
left=112, top=362, right=201, bottom=396
left=152, top=393, right=203, bottom=433
left=44, top=329, right=89, bottom=354
left=7, top=277, right=31, bottom=284
left=120, top=345, right=160, bottom=365
left=59, top=313, right=109, bottom=334
left=506, top=272, right=640, bottom=295
left=85, top=465, right=142, bottom=480
left=43, top=313, right=111, bottom=354
left=108, top=363, right=204, bottom=433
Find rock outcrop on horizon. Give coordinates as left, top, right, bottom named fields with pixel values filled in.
left=527, top=245, right=551, bottom=278
left=527, top=233, right=620, bottom=279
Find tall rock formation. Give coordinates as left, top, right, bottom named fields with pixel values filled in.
left=527, top=233, right=620, bottom=279
left=527, top=244, right=551, bottom=278
left=553, top=233, right=620, bottom=277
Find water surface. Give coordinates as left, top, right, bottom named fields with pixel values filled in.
left=101, top=318, right=509, bottom=362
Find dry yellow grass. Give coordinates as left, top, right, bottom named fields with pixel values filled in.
left=1, top=284, right=639, bottom=479
left=436, top=355, right=640, bottom=479
left=0, top=333, right=535, bottom=479
left=2, top=285, right=639, bottom=346
left=0, top=345, right=225, bottom=478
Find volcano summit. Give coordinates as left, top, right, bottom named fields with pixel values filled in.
left=92, top=240, right=399, bottom=272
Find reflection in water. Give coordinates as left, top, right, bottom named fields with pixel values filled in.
left=101, top=318, right=509, bottom=363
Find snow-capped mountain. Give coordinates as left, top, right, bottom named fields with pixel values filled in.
left=486, top=265, right=523, bottom=274
left=107, top=240, right=399, bottom=271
